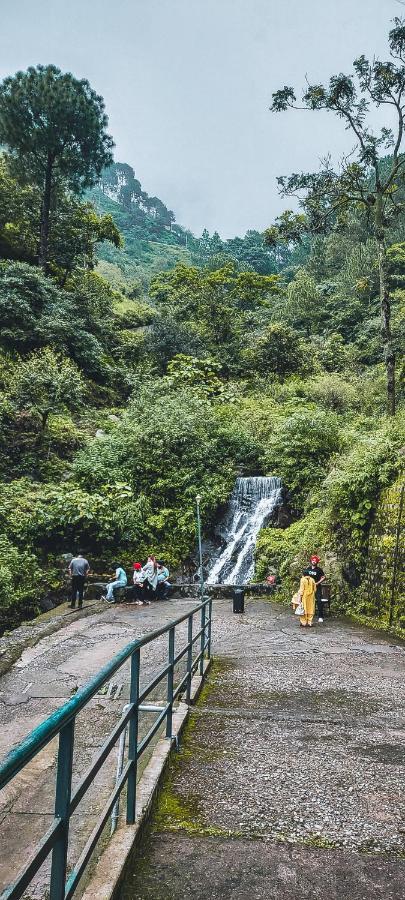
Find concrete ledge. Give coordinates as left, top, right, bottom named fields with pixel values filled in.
left=80, top=657, right=212, bottom=900
left=188, top=657, right=212, bottom=705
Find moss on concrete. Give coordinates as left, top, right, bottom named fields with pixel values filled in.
left=151, top=658, right=242, bottom=838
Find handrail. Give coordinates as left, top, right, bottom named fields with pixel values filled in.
left=0, top=596, right=212, bottom=900
left=0, top=599, right=207, bottom=790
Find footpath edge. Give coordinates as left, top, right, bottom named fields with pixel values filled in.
left=80, top=658, right=212, bottom=900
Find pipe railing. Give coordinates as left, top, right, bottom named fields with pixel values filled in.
left=0, top=596, right=212, bottom=900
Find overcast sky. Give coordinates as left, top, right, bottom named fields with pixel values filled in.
left=0, top=0, right=402, bottom=237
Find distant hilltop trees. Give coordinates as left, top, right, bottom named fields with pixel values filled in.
left=99, top=161, right=175, bottom=228
left=95, top=160, right=298, bottom=277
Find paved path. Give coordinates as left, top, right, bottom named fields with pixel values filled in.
left=0, top=598, right=197, bottom=897
left=121, top=598, right=405, bottom=900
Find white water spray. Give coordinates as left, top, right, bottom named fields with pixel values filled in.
left=207, top=476, right=282, bottom=585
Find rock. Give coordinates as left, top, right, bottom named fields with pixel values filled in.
left=38, top=597, right=55, bottom=612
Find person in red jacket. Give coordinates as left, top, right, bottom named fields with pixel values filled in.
left=131, top=562, right=150, bottom=605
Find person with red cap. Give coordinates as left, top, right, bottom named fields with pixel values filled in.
left=303, top=555, right=326, bottom=623
left=131, top=562, right=150, bottom=605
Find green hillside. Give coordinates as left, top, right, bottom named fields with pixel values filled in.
left=88, top=162, right=299, bottom=292
left=89, top=184, right=192, bottom=291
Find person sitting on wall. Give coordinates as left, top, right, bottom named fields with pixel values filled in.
left=102, top=564, right=128, bottom=604
left=156, top=561, right=172, bottom=600
left=265, top=573, right=276, bottom=586
left=142, top=555, right=159, bottom=599
left=131, top=562, right=150, bottom=606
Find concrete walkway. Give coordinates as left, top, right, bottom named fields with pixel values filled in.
left=121, top=598, right=405, bottom=900
left=0, top=597, right=198, bottom=898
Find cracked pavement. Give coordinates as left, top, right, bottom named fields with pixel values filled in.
left=121, top=598, right=405, bottom=900
left=0, top=597, right=196, bottom=898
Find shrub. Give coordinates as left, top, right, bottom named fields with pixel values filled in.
left=264, top=410, right=341, bottom=508
left=254, top=507, right=341, bottom=599
left=73, top=383, right=262, bottom=563
left=0, top=536, right=43, bottom=633
left=323, top=422, right=403, bottom=584
left=298, top=373, right=361, bottom=412
left=243, top=323, right=306, bottom=377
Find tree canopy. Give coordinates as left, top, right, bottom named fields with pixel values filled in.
left=268, top=17, right=405, bottom=414
left=0, top=65, right=114, bottom=267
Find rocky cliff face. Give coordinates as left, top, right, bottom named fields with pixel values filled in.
left=362, top=475, right=404, bottom=627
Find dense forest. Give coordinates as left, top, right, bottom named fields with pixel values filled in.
left=0, top=42, right=403, bottom=635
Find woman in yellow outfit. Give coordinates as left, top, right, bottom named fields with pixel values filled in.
left=298, top=575, right=316, bottom=627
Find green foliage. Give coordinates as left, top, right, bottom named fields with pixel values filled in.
left=0, top=535, right=44, bottom=632
left=0, top=157, right=121, bottom=278
left=255, top=507, right=328, bottom=589
left=243, top=323, right=306, bottom=377
left=144, top=314, right=204, bottom=374
left=47, top=196, right=121, bottom=282
left=285, top=269, right=321, bottom=335
left=0, top=156, right=39, bottom=262
left=295, top=374, right=361, bottom=412
left=0, top=65, right=113, bottom=191
left=315, top=333, right=356, bottom=373
left=323, top=422, right=403, bottom=579
left=9, top=348, right=85, bottom=432
left=264, top=410, right=341, bottom=508
left=73, top=383, right=261, bottom=564
left=148, top=262, right=284, bottom=372
left=0, top=262, right=123, bottom=380
left=269, top=20, right=405, bottom=415
left=357, top=476, right=404, bottom=625
left=166, top=355, right=234, bottom=401
left=0, top=478, right=148, bottom=573
left=0, top=64, right=114, bottom=267
left=113, top=299, right=155, bottom=329
left=256, top=418, right=404, bottom=610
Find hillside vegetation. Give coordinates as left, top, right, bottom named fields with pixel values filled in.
left=88, top=161, right=305, bottom=291
left=0, top=53, right=403, bottom=635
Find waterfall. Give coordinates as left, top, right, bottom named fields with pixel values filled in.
left=207, top=476, right=282, bottom=585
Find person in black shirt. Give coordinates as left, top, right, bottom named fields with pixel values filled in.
left=303, top=555, right=326, bottom=623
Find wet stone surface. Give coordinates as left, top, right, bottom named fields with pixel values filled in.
left=0, top=597, right=196, bottom=896
left=122, top=834, right=405, bottom=900
left=121, top=598, right=405, bottom=899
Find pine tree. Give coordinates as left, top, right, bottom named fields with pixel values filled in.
left=0, top=65, right=114, bottom=269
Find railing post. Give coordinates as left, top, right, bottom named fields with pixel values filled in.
left=207, top=597, right=213, bottom=659
left=166, top=626, right=175, bottom=738
left=186, top=613, right=193, bottom=704
left=126, top=648, right=140, bottom=824
left=199, top=602, right=206, bottom=676
left=196, top=495, right=204, bottom=602
left=49, top=720, right=75, bottom=900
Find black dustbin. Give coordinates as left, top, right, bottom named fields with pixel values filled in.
left=233, top=587, right=245, bottom=614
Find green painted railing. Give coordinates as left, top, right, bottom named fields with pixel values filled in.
left=0, top=597, right=212, bottom=900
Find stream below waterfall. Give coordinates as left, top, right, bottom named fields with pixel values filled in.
left=207, top=476, right=282, bottom=585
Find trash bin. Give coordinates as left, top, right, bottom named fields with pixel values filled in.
left=233, top=587, right=245, bottom=614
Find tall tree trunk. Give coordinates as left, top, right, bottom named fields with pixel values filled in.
left=375, top=198, right=396, bottom=416
left=38, top=154, right=53, bottom=271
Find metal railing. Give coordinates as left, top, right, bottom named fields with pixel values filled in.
left=0, top=597, right=212, bottom=900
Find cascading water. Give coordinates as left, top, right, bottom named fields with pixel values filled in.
left=207, top=476, right=282, bottom=585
